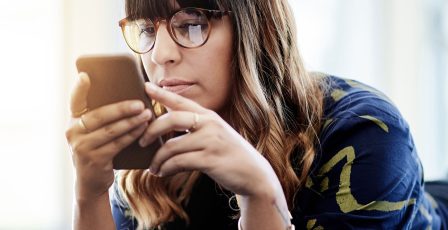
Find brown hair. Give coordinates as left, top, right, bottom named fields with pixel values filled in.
left=116, top=0, right=324, bottom=229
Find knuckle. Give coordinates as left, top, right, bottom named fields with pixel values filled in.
left=201, top=113, right=216, bottom=125
left=130, top=125, right=145, bottom=138
left=164, top=138, right=176, bottom=151
left=119, top=102, right=132, bottom=115
left=170, top=156, right=184, bottom=169
left=126, top=117, right=140, bottom=128
left=111, top=138, right=125, bottom=152
left=205, top=110, right=218, bottom=117
left=173, top=98, right=182, bottom=106
left=143, top=129, right=154, bottom=141
left=153, top=88, right=162, bottom=97
left=103, top=125, right=116, bottom=138
left=65, top=128, right=74, bottom=141
left=89, top=112, right=103, bottom=126
left=206, top=118, right=222, bottom=130
left=165, top=112, right=178, bottom=121
left=71, top=141, right=86, bottom=154
left=175, top=113, right=186, bottom=124
left=173, top=98, right=185, bottom=109
left=131, top=114, right=144, bottom=126
left=204, top=110, right=219, bottom=121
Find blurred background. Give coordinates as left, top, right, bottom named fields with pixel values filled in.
left=0, top=0, right=446, bottom=229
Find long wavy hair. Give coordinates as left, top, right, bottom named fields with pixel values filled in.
left=116, top=0, right=324, bottom=229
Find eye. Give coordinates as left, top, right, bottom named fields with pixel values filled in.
left=139, top=25, right=156, bottom=36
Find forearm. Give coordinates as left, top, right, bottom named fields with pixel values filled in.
left=74, top=191, right=115, bottom=230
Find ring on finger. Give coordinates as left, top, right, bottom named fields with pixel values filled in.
left=186, top=113, right=200, bottom=133
left=78, top=115, right=90, bottom=133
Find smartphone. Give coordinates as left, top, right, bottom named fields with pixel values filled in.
left=76, top=54, right=163, bottom=170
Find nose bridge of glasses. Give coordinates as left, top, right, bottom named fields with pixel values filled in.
left=153, top=19, right=174, bottom=41
left=152, top=19, right=180, bottom=53
left=153, top=18, right=176, bottom=40
left=153, top=18, right=168, bottom=30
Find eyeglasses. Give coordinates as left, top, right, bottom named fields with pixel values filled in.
left=119, top=7, right=232, bottom=54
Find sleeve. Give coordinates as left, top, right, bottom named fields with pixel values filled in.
left=294, top=96, right=427, bottom=229
left=110, top=182, right=138, bottom=230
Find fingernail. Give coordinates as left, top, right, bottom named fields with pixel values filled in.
left=130, top=101, right=144, bottom=112
left=79, top=72, right=89, bottom=83
left=147, top=167, right=158, bottom=175
left=138, top=110, right=152, bottom=120
left=146, top=83, right=158, bottom=92
left=139, top=138, right=146, bottom=147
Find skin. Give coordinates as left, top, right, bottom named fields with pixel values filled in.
left=66, top=10, right=290, bottom=230
left=140, top=16, right=234, bottom=114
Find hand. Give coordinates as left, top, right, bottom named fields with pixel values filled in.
left=139, top=83, right=283, bottom=199
left=65, top=73, right=153, bottom=201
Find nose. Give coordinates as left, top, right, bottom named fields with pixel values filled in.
left=150, top=23, right=181, bottom=66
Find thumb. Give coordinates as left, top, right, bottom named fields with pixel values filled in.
left=70, top=72, right=91, bottom=117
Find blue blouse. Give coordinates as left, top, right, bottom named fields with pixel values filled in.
left=111, top=75, right=447, bottom=229
left=294, top=76, right=447, bottom=229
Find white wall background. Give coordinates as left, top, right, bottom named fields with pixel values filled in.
left=289, top=0, right=448, bottom=180
left=0, top=0, right=446, bottom=229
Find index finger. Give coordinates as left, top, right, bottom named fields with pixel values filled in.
left=145, top=82, right=207, bottom=113
left=70, top=72, right=90, bottom=117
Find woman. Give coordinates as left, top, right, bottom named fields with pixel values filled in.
left=66, top=0, right=448, bottom=229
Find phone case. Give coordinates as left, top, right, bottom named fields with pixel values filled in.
left=76, top=54, right=163, bottom=169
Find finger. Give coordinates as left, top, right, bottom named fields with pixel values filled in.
left=139, top=111, right=203, bottom=147
left=94, top=122, right=149, bottom=159
left=80, top=109, right=152, bottom=150
left=156, top=150, right=206, bottom=177
left=71, top=100, right=147, bottom=134
left=148, top=130, right=205, bottom=173
left=70, top=72, right=91, bottom=117
left=145, top=82, right=207, bottom=113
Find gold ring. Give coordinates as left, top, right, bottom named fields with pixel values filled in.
left=72, top=107, right=89, bottom=118
left=78, top=115, right=89, bottom=133
left=186, top=113, right=199, bottom=133
left=191, top=113, right=199, bottom=130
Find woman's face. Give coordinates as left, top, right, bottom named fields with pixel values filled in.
left=141, top=12, right=234, bottom=113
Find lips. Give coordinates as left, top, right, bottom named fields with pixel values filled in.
left=159, top=79, right=195, bottom=94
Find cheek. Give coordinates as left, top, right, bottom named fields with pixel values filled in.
left=140, top=54, right=157, bottom=82
left=198, top=38, right=233, bottom=111
left=201, top=69, right=232, bottom=111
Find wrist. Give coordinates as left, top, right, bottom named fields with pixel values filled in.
left=237, top=182, right=293, bottom=230
left=240, top=177, right=279, bottom=203
left=75, top=180, right=110, bottom=204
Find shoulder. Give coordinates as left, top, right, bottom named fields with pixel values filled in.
left=292, top=75, right=428, bottom=228
left=318, top=75, right=412, bottom=150
left=315, top=75, right=419, bottom=174
left=320, top=75, right=402, bottom=124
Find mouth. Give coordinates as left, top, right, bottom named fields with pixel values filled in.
left=159, top=79, right=196, bottom=94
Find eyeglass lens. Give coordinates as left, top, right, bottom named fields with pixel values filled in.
left=123, top=8, right=210, bottom=53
